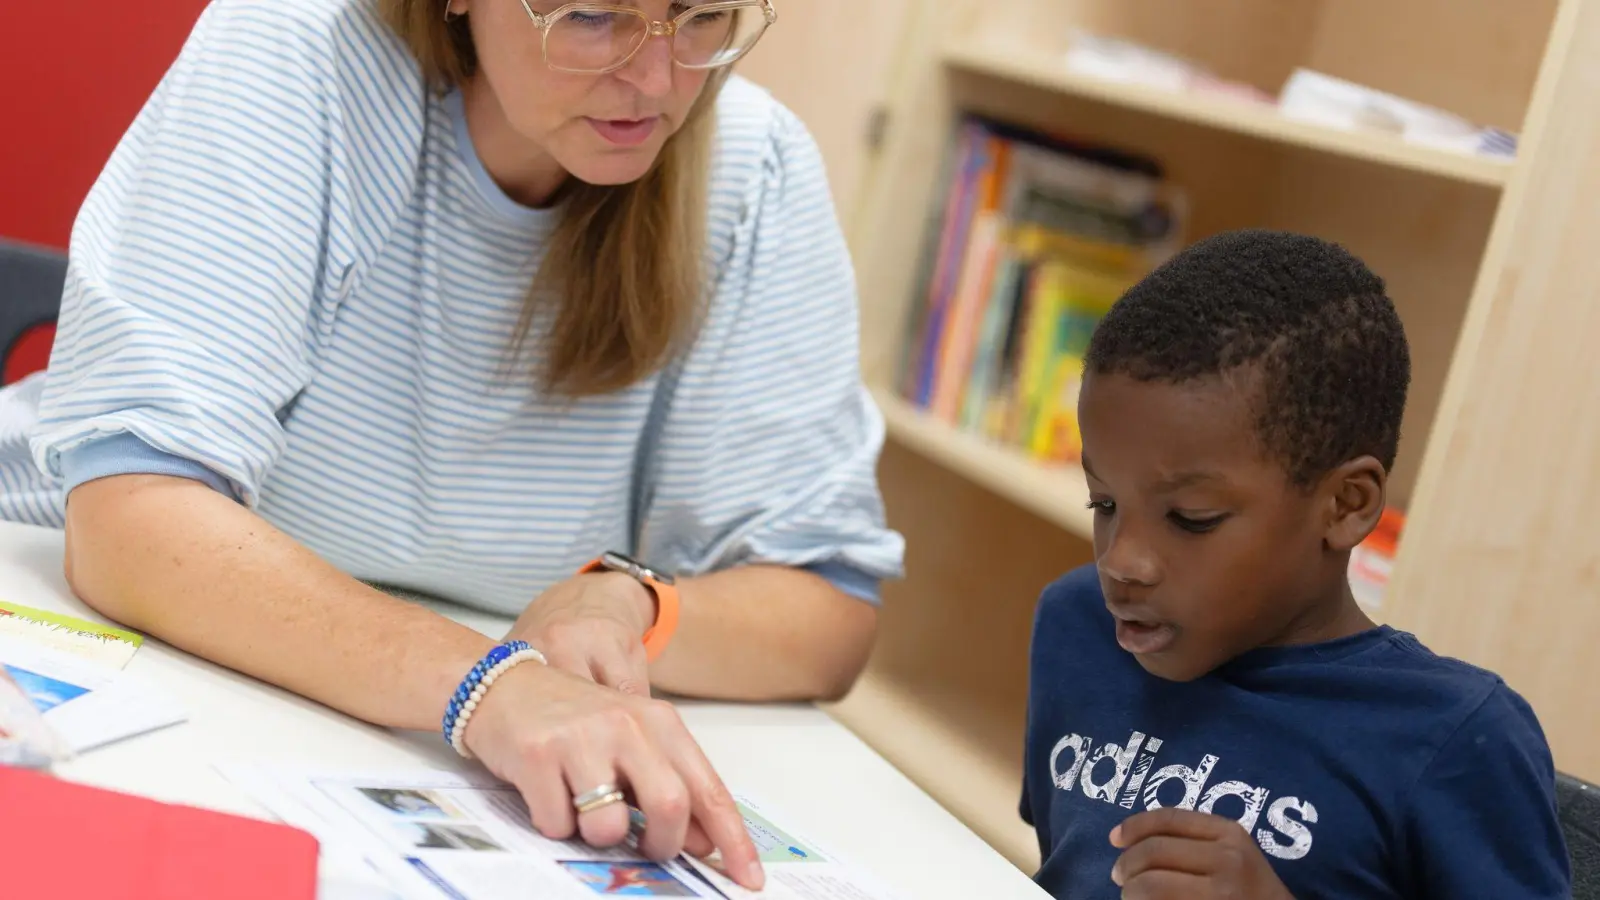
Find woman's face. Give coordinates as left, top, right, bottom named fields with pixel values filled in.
left=464, top=0, right=716, bottom=186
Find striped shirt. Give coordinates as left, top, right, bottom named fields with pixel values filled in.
left=0, top=0, right=904, bottom=615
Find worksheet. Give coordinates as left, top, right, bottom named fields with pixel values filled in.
left=220, top=765, right=903, bottom=900
left=0, top=635, right=184, bottom=756
left=0, top=600, right=143, bottom=669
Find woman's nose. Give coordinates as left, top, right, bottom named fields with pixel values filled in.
left=616, top=30, right=675, bottom=98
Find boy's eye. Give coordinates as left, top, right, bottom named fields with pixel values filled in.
left=1168, top=511, right=1227, bottom=534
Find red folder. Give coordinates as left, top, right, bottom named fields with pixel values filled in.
left=0, top=765, right=319, bottom=899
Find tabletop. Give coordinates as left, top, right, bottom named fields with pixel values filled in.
left=0, top=520, right=1048, bottom=899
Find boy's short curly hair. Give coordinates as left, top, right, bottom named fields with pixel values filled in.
left=1083, top=229, right=1411, bottom=486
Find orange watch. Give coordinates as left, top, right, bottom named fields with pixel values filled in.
left=579, top=551, right=680, bottom=662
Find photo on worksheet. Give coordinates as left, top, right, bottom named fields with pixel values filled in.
left=557, top=860, right=701, bottom=896
left=358, top=786, right=470, bottom=820
left=396, top=821, right=507, bottom=852
left=1, top=663, right=89, bottom=713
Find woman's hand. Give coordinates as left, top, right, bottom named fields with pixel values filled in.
left=1110, top=808, right=1294, bottom=900
left=506, top=572, right=656, bottom=694
left=463, top=658, right=765, bottom=890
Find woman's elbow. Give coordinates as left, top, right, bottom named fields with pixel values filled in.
left=62, top=485, right=132, bottom=623
left=813, top=596, right=878, bottom=702
left=61, top=474, right=193, bottom=628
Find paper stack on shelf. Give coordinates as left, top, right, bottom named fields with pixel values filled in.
left=1057, top=31, right=1518, bottom=161
left=1062, top=30, right=1274, bottom=105
left=1278, top=68, right=1518, bottom=158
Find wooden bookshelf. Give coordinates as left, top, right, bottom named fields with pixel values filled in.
left=743, top=0, right=1600, bottom=876
left=941, top=42, right=1515, bottom=189
left=823, top=670, right=1040, bottom=871
left=874, top=388, right=1094, bottom=541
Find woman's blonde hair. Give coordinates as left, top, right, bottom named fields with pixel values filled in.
left=379, top=0, right=726, bottom=396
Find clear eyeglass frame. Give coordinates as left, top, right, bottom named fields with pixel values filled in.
left=517, top=0, right=778, bottom=74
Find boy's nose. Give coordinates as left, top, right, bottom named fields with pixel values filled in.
left=1098, top=526, right=1160, bottom=587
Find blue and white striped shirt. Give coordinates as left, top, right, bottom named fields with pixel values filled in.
left=0, top=0, right=904, bottom=615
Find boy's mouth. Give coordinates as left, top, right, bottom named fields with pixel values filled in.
left=1111, top=613, right=1178, bottom=655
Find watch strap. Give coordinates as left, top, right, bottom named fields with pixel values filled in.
left=579, top=555, right=680, bottom=662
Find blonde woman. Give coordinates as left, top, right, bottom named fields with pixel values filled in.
left=0, top=0, right=905, bottom=885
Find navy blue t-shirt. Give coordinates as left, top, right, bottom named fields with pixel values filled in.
left=1020, top=564, right=1570, bottom=899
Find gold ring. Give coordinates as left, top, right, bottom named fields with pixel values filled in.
left=575, top=789, right=627, bottom=815
left=572, top=783, right=618, bottom=808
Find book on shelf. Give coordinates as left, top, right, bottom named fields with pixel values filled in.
left=898, top=114, right=1189, bottom=465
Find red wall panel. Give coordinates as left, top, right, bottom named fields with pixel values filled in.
left=1, top=2, right=210, bottom=250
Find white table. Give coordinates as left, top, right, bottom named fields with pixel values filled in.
left=0, top=520, right=1047, bottom=899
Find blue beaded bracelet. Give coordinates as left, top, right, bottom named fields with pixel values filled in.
left=442, top=640, right=547, bottom=758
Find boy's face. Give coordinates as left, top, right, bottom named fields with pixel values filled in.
left=1077, top=371, right=1350, bottom=682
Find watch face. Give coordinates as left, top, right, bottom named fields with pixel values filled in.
left=601, top=550, right=676, bottom=586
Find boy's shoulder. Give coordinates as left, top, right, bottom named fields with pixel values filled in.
left=1021, top=565, right=1569, bottom=898
left=1032, top=562, right=1518, bottom=710
left=1033, top=563, right=1111, bottom=633
left=1026, top=561, right=1547, bottom=776
left=1028, top=563, right=1127, bottom=675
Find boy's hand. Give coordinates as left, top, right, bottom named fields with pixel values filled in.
left=1110, top=808, right=1294, bottom=900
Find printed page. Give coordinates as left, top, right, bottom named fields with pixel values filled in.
left=0, top=600, right=142, bottom=668
left=220, top=765, right=904, bottom=900
left=681, top=797, right=902, bottom=900
left=0, top=666, right=71, bottom=767
left=0, top=635, right=185, bottom=754
left=221, top=765, right=726, bottom=899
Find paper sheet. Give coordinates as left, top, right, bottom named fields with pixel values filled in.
left=0, top=635, right=185, bottom=754
left=218, top=764, right=903, bottom=900
left=0, top=600, right=143, bottom=668
left=0, top=666, right=71, bottom=767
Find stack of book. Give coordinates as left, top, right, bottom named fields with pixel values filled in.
left=897, top=114, right=1188, bottom=464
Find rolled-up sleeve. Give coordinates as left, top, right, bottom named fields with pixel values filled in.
left=30, top=0, right=352, bottom=507
left=637, top=98, right=906, bottom=603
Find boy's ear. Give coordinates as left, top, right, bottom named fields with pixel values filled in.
left=1321, top=456, right=1386, bottom=553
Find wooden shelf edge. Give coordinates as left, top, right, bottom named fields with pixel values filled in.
left=824, top=670, right=1042, bottom=873
left=873, top=387, right=1096, bottom=540
left=942, top=43, right=1513, bottom=189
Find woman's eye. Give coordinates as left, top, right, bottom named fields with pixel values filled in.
left=1169, top=511, right=1226, bottom=534
left=1085, top=499, right=1116, bottom=516
left=566, top=10, right=614, bottom=26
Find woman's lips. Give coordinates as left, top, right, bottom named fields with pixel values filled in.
left=587, top=116, right=659, bottom=146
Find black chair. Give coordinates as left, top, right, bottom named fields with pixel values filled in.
left=0, top=239, right=67, bottom=384
left=1560, top=770, right=1600, bottom=898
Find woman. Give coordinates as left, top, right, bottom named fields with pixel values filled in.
left=0, top=0, right=904, bottom=887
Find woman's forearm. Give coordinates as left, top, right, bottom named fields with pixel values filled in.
left=63, top=473, right=495, bottom=732
left=650, top=565, right=878, bottom=702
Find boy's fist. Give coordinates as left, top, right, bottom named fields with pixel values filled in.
left=1110, top=808, right=1294, bottom=900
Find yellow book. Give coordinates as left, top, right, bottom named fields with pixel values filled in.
left=1016, top=261, right=1066, bottom=451
left=1024, top=258, right=1134, bottom=460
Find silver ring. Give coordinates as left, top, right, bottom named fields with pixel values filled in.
left=572, top=783, right=620, bottom=810
left=575, top=790, right=627, bottom=815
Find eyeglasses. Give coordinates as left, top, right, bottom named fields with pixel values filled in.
left=518, top=1, right=777, bottom=74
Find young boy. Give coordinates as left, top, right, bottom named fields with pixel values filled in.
left=1018, top=229, right=1571, bottom=899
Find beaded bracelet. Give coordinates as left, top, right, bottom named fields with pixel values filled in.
left=442, top=640, right=548, bottom=758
